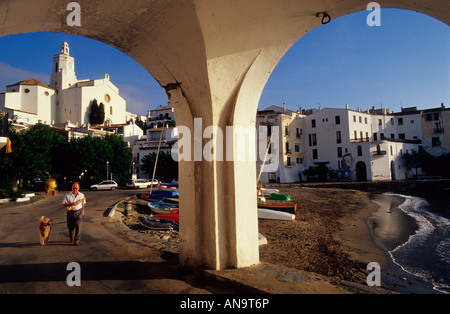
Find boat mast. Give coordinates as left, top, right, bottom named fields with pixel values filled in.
left=149, top=120, right=165, bottom=195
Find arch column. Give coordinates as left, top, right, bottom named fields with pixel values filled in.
left=167, top=45, right=290, bottom=269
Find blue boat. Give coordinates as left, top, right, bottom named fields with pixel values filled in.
left=141, top=190, right=179, bottom=202
left=148, top=198, right=179, bottom=214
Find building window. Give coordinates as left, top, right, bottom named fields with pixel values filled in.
left=104, top=94, right=111, bottom=103
left=337, top=147, right=342, bottom=158
left=359, top=116, right=362, bottom=123
left=296, top=128, right=301, bottom=138
left=336, top=131, right=341, bottom=144
left=294, top=144, right=300, bottom=153
left=24, top=89, right=30, bottom=93
left=296, top=158, right=303, bottom=164
left=434, top=113, right=440, bottom=120
left=373, top=133, right=378, bottom=141
left=434, top=123, right=442, bottom=133
left=357, top=145, right=362, bottom=156
left=425, top=113, right=432, bottom=121
left=365, top=117, right=368, bottom=124
left=285, top=125, right=289, bottom=136
left=311, top=119, right=316, bottom=128
left=287, top=157, right=291, bottom=166
left=432, top=137, right=441, bottom=147
left=353, top=115, right=356, bottom=122
left=312, top=149, right=318, bottom=160
left=378, top=119, right=382, bottom=126
left=398, top=133, right=405, bottom=140
left=398, top=117, right=403, bottom=125
left=335, top=115, right=340, bottom=125
left=391, top=118, right=394, bottom=125
left=110, top=106, right=113, bottom=115
left=354, top=131, right=357, bottom=140
left=309, top=134, right=317, bottom=146
left=380, top=133, right=385, bottom=140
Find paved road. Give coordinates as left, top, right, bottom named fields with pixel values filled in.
left=0, top=189, right=224, bottom=294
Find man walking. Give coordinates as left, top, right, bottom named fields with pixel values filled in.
left=62, top=182, right=86, bottom=246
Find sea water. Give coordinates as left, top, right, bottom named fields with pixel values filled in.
left=385, top=193, right=450, bottom=294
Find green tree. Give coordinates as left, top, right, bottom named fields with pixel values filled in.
left=135, top=116, right=146, bottom=131
left=0, top=123, right=66, bottom=189
left=89, top=99, right=99, bottom=125
left=98, top=102, right=105, bottom=125
left=64, top=133, right=132, bottom=187
left=402, top=149, right=433, bottom=177
left=141, top=151, right=178, bottom=182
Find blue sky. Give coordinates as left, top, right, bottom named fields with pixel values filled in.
left=0, top=9, right=448, bottom=116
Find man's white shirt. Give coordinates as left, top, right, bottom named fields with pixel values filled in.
left=63, top=192, right=86, bottom=211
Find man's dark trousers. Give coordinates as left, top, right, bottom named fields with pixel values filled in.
left=67, top=210, right=83, bottom=242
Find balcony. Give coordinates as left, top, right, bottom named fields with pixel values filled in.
left=434, top=128, right=444, bottom=134
left=350, top=138, right=370, bottom=143
left=372, top=149, right=387, bottom=156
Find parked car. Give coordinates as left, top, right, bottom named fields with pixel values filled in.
left=90, top=180, right=118, bottom=191
left=126, top=179, right=159, bottom=189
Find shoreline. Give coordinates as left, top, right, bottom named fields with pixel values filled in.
left=368, top=193, right=438, bottom=293
left=258, top=185, right=441, bottom=293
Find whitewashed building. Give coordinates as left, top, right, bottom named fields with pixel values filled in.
left=257, top=104, right=427, bottom=183
left=0, top=42, right=134, bottom=127
left=0, top=78, right=57, bottom=125
left=301, top=106, right=423, bottom=182
left=256, top=105, right=306, bottom=183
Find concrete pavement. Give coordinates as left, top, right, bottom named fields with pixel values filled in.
left=0, top=190, right=390, bottom=295
left=0, top=190, right=229, bottom=294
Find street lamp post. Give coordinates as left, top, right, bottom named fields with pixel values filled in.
left=106, top=161, right=109, bottom=181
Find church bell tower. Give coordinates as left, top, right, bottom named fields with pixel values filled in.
left=50, top=42, right=78, bottom=90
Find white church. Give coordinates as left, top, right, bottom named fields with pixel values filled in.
left=0, top=42, right=137, bottom=127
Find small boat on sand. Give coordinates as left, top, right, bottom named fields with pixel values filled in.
left=141, top=190, right=179, bottom=202
left=257, top=201, right=297, bottom=214
left=258, top=208, right=295, bottom=221
left=158, top=182, right=179, bottom=191
left=269, top=193, right=291, bottom=201
left=153, top=213, right=179, bottom=223
left=138, top=215, right=179, bottom=230
left=148, top=203, right=173, bottom=214
left=258, top=188, right=279, bottom=197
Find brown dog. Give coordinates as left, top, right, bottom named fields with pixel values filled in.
left=38, top=216, right=52, bottom=245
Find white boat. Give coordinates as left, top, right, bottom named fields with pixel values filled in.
left=258, top=208, right=295, bottom=221
left=258, top=188, right=280, bottom=197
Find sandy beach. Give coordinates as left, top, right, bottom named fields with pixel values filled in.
left=258, top=185, right=437, bottom=293
left=121, top=184, right=442, bottom=293
left=259, top=187, right=387, bottom=284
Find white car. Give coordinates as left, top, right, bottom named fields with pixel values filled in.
left=90, top=180, right=118, bottom=191
left=126, top=179, right=158, bottom=189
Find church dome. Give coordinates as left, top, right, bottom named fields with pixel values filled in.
left=10, top=78, right=54, bottom=89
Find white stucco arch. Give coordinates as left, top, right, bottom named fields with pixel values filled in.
left=1, top=0, right=448, bottom=269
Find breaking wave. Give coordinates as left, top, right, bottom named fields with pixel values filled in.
left=385, top=193, right=450, bottom=294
